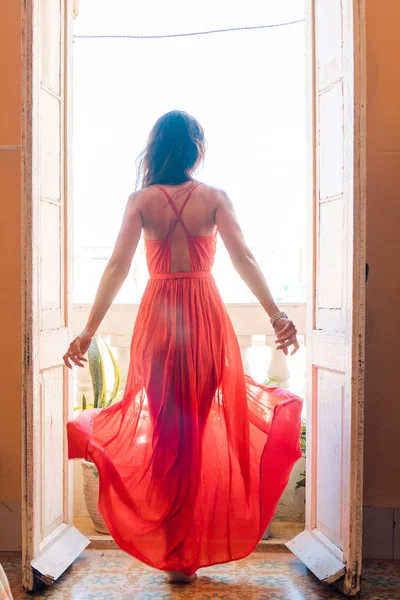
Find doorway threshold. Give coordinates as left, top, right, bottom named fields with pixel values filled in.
left=74, top=517, right=303, bottom=552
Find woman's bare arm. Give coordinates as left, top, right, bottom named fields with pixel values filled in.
left=63, top=192, right=143, bottom=368
left=215, top=190, right=299, bottom=355
left=215, top=191, right=279, bottom=316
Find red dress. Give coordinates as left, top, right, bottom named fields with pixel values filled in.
left=67, top=183, right=302, bottom=574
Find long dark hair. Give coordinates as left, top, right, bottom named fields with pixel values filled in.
left=137, top=110, right=206, bottom=188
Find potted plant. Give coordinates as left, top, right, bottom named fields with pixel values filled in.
left=76, top=336, right=121, bottom=534
left=296, top=419, right=306, bottom=489
left=261, top=380, right=306, bottom=538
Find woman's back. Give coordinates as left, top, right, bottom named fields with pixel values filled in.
left=138, top=182, right=219, bottom=274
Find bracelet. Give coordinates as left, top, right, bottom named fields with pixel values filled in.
left=270, top=311, right=288, bottom=327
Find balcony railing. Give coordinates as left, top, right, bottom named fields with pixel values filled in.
left=72, top=302, right=306, bottom=403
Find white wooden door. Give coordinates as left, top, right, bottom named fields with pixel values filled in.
left=287, top=0, right=366, bottom=596
left=21, top=0, right=88, bottom=591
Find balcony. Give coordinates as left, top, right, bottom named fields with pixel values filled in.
left=72, top=302, right=306, bottom=524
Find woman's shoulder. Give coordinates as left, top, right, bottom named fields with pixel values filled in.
left=126, top=186, right=161, bottom=209
left=197, top=183, right=229, bottom=206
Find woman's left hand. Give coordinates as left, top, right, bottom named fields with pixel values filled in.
left=63, top=331, right=93, bottom=369
left=273, top=318, right=299, bottom=356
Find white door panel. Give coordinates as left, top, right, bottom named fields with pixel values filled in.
left=22, top=0, right=88, bottom=591
left=287, top=0, right=366, bottom=596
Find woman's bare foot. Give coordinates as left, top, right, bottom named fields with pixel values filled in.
left=167, top=570, right=197, bottom=583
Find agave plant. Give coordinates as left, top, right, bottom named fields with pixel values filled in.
left=77, top=336, right=121, bottom=411
left=264, top=377, right=280, bottom=387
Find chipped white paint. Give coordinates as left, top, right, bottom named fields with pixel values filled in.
left=21, top=0, right=86, bottom=592
left=32, top=526, right=89, bottom=582
left=287, top=0, right=366, bottom=596
left=288, top=529, right=345, bottom=583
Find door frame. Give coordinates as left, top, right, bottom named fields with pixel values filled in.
left=20, top=0, right=366, bottom=593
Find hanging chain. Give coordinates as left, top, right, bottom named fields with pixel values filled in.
left=74, top=18, right=305, bottom=40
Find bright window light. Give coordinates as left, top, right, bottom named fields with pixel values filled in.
left=73, top=0, right=305, bottom=304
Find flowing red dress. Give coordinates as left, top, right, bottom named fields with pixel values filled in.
left=67, top=183, right=302, bottom=575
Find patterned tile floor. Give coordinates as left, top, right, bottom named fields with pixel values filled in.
left=2, top=550, right=400, bottom=600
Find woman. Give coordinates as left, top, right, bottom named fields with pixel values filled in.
left=65, top=110, right=302, bottom=583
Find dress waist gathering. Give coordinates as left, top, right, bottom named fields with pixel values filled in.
left=149, top=271, right=212, bottom=280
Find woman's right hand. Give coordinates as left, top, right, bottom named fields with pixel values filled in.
left=63, top=330, right=93, bottom=369
left=273, top=318, right=299, bottom=356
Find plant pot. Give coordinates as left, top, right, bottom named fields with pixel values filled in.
left=81, top=459, right=109, bottom=534
left=262, top=523, right=272, bottom=540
